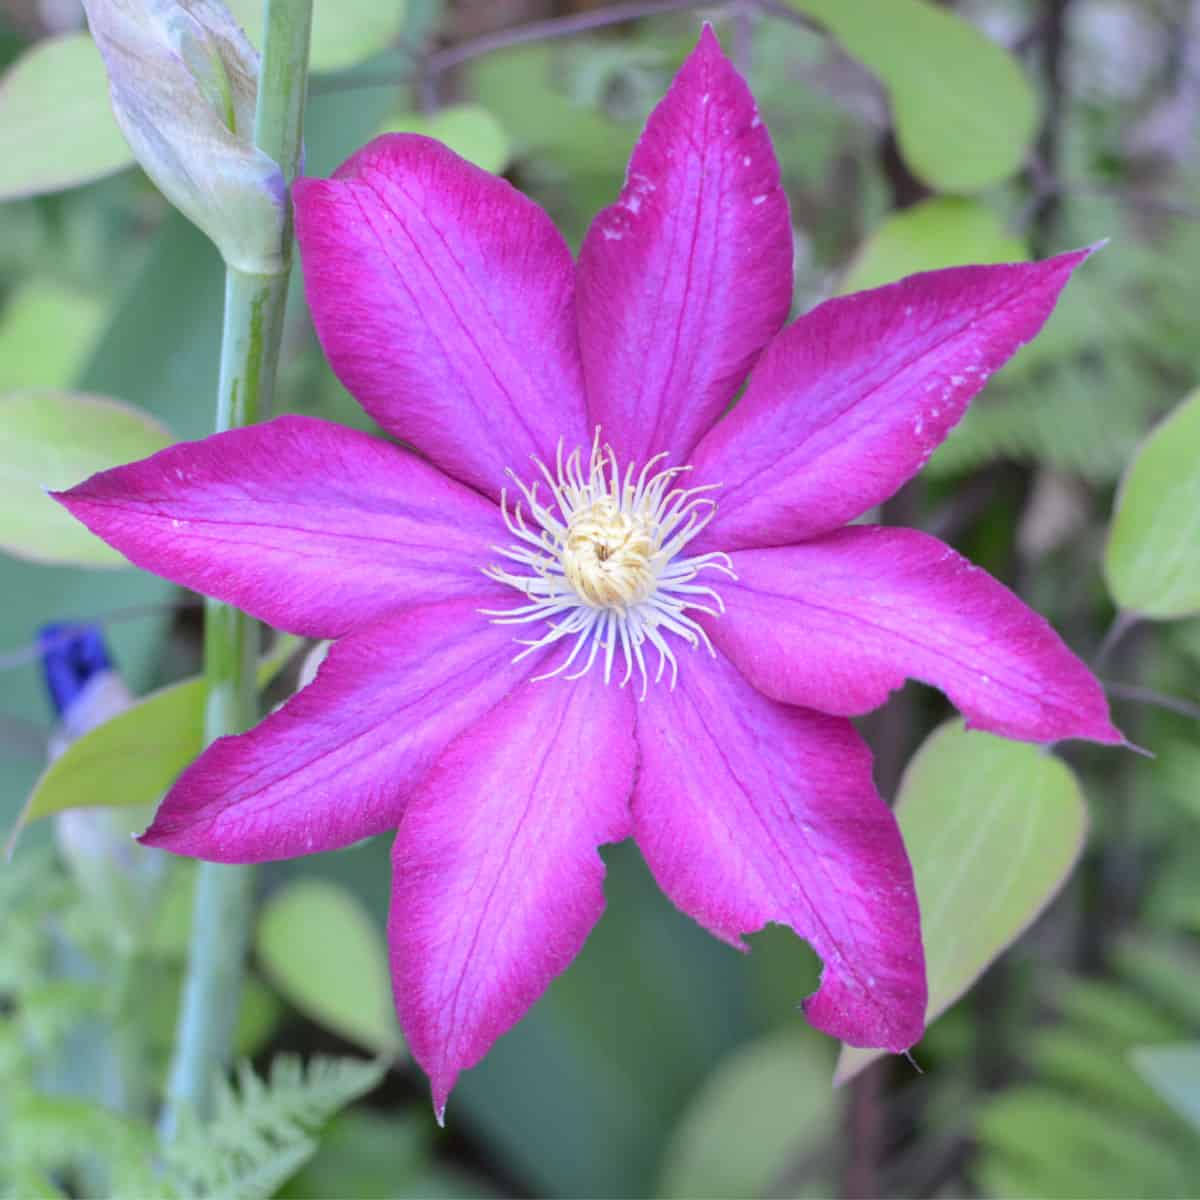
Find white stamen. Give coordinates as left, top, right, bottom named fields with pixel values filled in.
left=484, top=431, right=732, bottom=698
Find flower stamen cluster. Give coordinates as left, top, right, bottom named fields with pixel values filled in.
left=483, top=432, right=734, bottom=697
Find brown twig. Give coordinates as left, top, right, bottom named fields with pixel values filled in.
left=312, top=0, right=726, bottom=95
left=1093, top=610, right=1140, bottom=674
left=1104, top=681, right=1200, bottom=723
left=732, top=0, right=755, bottom=75
left=1027, top=0, right=1071, bottom=254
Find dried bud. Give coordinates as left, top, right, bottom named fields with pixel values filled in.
left=81, top=0, right=287, bottom=274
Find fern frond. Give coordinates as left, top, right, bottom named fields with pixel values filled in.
left=926, top=215, right=1200, bottom=484
left=3, top=1093, right=159, bottom=1200
left=927, top=347, right=1156, bottom=484
left=974, top=934, right=1200, bottom=1197
left=163, top=1054, right=387, bottom=1200
left=0, top=1165, right=68, bottom=1200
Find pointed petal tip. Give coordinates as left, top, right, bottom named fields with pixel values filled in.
left=135, top=817, right=197, bottom=857
left=576, top=7, right=790, bottom=466
left=429, top=1065, right=458, bottom=1127
left=1103, top=718, right=1131, bottom=747
left=134, top=824, right=165, bottom=850
left=689, top=20, right=741, bottom=78
left=49, top=481, right=85, bottom=509
left=964, top=711, right=1126, bottom=749
left=1122, top=736, right=1155, bottom=760
left=1044, top=241, right=1105, bottom=278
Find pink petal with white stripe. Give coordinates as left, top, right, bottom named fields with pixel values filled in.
left=707, top=528, right=1122, bottom=745
left=140, top=598, right=540, bottom=863
left=295, top=136, right=588, bottom=498
left=576, top=26, right=792, bottom=465
left=633, top=650, right=925, bottom=1051
left=55, top=416, right=502, bottom=639
left=390, top=668, right=635, bottom=1119
left=691, top=250, right=1094, bottom=551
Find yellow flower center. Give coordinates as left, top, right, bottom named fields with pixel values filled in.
left=482, top=432, right=735, bottom=696
left=562, top=497, right=657, bottom=608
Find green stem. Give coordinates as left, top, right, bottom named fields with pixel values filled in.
left=160, top=0, right=313, bottom=1140
left=254, top=2, right=313, bottom=175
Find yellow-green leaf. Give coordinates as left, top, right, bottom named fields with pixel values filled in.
left=0, top=281, right=107, bottom=392
left=9, top=635, right=302, bottom=848
left=0, top=390, right=171, bottom=568
left=258, top=879, right=404, bottom=1059
left=835, top=720, right=1087, bottom=1084
left=1104, top=389, right=1200, bottom=620
left=841, top=197, right=1027, bottom=294
left=0, top=33, right=133, bottom=200
left=789, top=0, right=1038, bottom=192
left=659, top=1030, right=838, bottom=1199
left=227, top=0, right=409, bottom=73
left=374, top=105, right=511, bottom=175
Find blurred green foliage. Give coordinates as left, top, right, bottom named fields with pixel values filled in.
left=1, top=1, right=1198, bottom=1197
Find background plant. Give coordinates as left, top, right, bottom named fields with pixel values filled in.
left=1, top=1, right=1198, bottom=1196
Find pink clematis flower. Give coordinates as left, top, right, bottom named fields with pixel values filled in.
left=57, top=28, right=1120, bottom=1116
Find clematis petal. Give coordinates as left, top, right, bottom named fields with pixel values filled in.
left=54, top=415, right=502, bottom=639
left=575, top=26, right=792, bottom=465
left=707, top=528, right=1122, bottom=745
left=294, top=135, right=587, bottom=498
left=389, top=668, right=635, bottom=1120
left=139, top=599, right=541, bottom=863
left=633, top=650, right=925, bottom=1052
left=691, top=250, right=1093, bottom=550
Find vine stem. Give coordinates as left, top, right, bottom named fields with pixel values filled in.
left=160, top=0, right=313, bottom=1140
left=1093, top=609, right=1139, bottom=673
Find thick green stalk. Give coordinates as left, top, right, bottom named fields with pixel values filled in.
left=254, top=2, right=313, bottom=176
left=160, top=0, right=313, bottom=1139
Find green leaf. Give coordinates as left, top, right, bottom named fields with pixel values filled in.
left=840, top=197, right=1027, bottom=294
left=1131, top=1043, right=1200, bottom=1131
left=1058, top=978, right=1189, bottom=1048
left=452, top=839, right=746, bottom=1197
left=279, top=1110, right=433, bottom=1200
left=227, top=0, right=409, bottom=73
left=658, top=1030, right=838, bottom=1199
left=975, top=1086, right=1196, bottom=1198
left=0, top=390, right=171, bottom=568
left=789, top=0, right=1038, bottom=192
left=467, top=42, right=638, bottom=178
left=0, top=33, right=133, bottom=201
left=9, top=635, right=301, bottom=845
left=1104, top=388, right=1200, bottom=619
left=258, top=879, right=404, bottom=1058
left=835, top=720, right=1087, bottom=1084
left=374, top=105, right=512, bottom=175
left=78, top=212, right=225, bottom=442
left=1029, top=1029, right=1166, bottom=1119
left=236, top=974, right=285, bottom=1060
left=0, top=281, right=106, bottom=392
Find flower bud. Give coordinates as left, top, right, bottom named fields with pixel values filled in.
left=80, top=0, right=287, bottom=274
left=40, top=624, right=169, bottom=949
